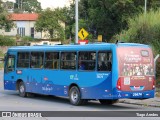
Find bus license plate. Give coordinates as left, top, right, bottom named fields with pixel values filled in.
left=132, top=93, right=142, bottom=97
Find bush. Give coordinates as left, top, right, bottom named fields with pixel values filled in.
left=0, top=35, right=16, bottom=46
left=22, top=36, right=34, bottom=42
left=114, top=9, right=160, bottom=55
left=114, top=9, right=160, bottom=81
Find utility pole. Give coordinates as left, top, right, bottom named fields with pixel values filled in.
left=75, top=0, right=78, bottom=43
left=21, top=0, right=23, bottom=11
left=145, top=0, right=147, bottom=14
left=18, top=0, right=19, bottom=9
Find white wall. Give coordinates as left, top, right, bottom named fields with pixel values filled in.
left=0, top=21, right=42, bottom=39
left=29, top=41, right=61, bottom=46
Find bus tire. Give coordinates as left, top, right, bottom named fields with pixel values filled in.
left=99, top=99, right=119, bottom=105
left=18, top=81, right=27, bottom=97
left=69, top=86, right=84, bottom=106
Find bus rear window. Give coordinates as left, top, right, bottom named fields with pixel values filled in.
left=141, top=50, right=149, bottom=57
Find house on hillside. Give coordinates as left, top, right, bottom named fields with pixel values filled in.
left=0, top=13, right=42, bottom=39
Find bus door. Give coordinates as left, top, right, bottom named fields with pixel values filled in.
left=4, top=53, right=16, bottom=90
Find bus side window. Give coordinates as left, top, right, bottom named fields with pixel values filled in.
left=60, top=52, right=76, bottom=70
left=44, top=52, right=59, bottom=69
left=17, top=52, right=29, bottom=68
left=78, top=51, right=96, bottom=71
left=30, top=52, right=44, bottom=69
left=98, top=51, right=112, bottom=71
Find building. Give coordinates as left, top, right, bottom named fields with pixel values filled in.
left=28, top=40, right=61, bottom=46
left=0, top=13, right=42, bottom=39
left=0, top=13, right=65, bottom=40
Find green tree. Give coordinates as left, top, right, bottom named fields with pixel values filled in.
left=35, top=8, right=65, bottom=40
left=117, top=9, right=160, bottom=84
left=0, top=35, right=15, bottom=46
left=0, top=0, right=14, bottom=31
left=78, top=0, right=158, bottom=42
left=61, top=4, right=75, bottom=41
left=3, top=1, right=14, bottom=10
left=14, top=0, right=42, bottom=13
left=115, top=9, right=160, bottom=54
left=62, top=1, right=89, bottom=42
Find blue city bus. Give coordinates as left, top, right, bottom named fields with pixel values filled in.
left=3, top=43, right=155, bottom=105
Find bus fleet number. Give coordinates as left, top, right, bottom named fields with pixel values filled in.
left=133, top=93, right=142, bottom=97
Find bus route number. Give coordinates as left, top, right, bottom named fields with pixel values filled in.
left=132, top=93, right=142, bottom=97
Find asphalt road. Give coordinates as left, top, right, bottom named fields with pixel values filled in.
left=0, top=70, right=160, bottom=120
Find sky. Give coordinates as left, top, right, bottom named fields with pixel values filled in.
left=37, top=0, right=70, bottom=9
left=5, top=0, right=71, bottom=9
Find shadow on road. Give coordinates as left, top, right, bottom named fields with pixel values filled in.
left=0, top=90, right=142, bottom=110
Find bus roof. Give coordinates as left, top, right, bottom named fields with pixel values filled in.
left=7, top=43, right=150, bottom=52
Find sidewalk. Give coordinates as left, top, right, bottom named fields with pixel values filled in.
left=119, top=97, right=160, bottom=107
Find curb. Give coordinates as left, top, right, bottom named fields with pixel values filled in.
left=119, top=100, right=160, bottom=108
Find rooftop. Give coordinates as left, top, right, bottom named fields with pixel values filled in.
left=10, top=13, right=38, bottom=21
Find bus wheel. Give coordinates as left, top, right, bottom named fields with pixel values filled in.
left=18, top=81, right=27, bottom=97
left=69, top=86, right=84, bottom=106
left=99, top=99, right=119, bottom=105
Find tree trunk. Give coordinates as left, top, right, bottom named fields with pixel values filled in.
left=49, top=29, right=54, bottom=40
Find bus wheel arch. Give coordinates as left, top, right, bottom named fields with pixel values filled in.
left=68, top=83, right=86, bottom=106
left=69, top=83, right=79, bottom=91
left=16, top=79, right=23, bottom=90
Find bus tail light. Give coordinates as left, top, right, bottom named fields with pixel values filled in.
left=152, top=78, right=155, bottom=89
left=117, top=77, right=121, bottom=90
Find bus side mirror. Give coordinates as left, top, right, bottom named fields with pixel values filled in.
left=4, top=53, right=7, bottom=73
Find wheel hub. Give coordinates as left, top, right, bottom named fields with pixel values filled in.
left=20, top=85, right=24, bottom=93
left=71, top=91, right=78, bottom=102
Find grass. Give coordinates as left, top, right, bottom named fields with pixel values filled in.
left=0, top=51, right=4, bottom=57
left=156, top=92, right=160, bottom=97
left=0, top=62, right=4, bottom=69
left=0, top=50, right=4, bottom=69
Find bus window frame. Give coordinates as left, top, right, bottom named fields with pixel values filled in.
left=60, top=51, right=77, bottom=70
left=97, top=51, right=112, bottom=72
left=30, top=51, right=44, bottom=69
left=44, top=51, right=60, bottom=70
left=17, top=52, right=30, bottom=69
left=141, top=50, right=149, bottom=57
left=78, top=51, right=96, bottom=72
left=5, top=54, right=15, bottom=73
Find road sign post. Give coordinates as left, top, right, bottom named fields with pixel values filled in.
left=75, top=0, right=78, bottom=43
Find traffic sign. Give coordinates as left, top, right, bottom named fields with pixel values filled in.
left=98, top=35, right=102, bottom=42
left=78, top=40, right=89, bottom=45
left=78, top=28, right=89, bottom=40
